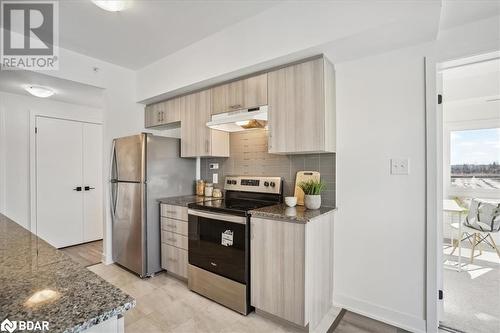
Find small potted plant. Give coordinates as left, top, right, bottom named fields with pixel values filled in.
left=298, top=179, right=325, bottom=210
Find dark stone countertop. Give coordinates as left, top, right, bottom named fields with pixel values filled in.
left=0, top=214, right=135, bottom=333
left=157, top=194, right=215, bottom=207
left=250, top=204, right=337, bottom=223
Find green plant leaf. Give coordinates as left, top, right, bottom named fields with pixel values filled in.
left=297, top=179, right=326, bottom=195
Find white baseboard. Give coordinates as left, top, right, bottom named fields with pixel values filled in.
left=312, top=306, right=343, bottom=333
left=102, top=253, right=113, bottom=265
left=334, top=293, right=426, bottom=333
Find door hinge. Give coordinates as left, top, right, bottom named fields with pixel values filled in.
left=438, top=289, right=443, bottom=300
left=34, top=127, right=37, bottom=134
left=437, top=94, right=443, bottom=105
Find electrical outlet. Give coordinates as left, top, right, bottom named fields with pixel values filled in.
left=209, top=163, right=219, bottom=170
left=391, top=158, right=409, bottom=175
left=213, top=173, right=218, bottom=184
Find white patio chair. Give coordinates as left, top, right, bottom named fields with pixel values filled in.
left=450, top=198, right=500, bottom=263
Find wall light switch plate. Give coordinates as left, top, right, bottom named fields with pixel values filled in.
left=209, top=163, right=219, bottom=170
left=213, top=173, right=218, bottom=184
left=391, top=158, right=409, bottom=175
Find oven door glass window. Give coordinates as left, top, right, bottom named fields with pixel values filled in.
left=188, top=214, right=246, bottom=283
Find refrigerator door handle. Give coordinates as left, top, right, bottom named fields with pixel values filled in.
left=110, top=140, right=118, bottom=217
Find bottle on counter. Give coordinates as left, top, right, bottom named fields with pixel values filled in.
left=204, top=183, right=214, bottom=197
left=196, top=180, right=205, bottom=196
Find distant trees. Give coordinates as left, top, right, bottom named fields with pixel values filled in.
left=451, top=162, right=500, bottom=176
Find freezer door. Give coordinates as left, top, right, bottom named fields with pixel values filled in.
left=111, top=181, right=144, bottom=275
left=112, top=134, right=145, bottom=182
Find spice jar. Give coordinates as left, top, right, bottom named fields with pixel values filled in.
left=196, top=180, right=205, bottom=196
left=204, top=183, right=214, bottom=197
left=212, top=188, right=222, bottom=198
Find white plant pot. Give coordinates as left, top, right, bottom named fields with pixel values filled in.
left=304, top=195, right=321, bottom=210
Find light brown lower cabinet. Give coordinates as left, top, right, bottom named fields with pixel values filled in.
left=161, top=244, right=188, bottom=278
left=250, top=212, right=334, bottom=330
left=160, top=204, right=189, bottom=279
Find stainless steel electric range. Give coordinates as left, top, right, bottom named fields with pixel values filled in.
left=187, top=176, right=283, bottom=315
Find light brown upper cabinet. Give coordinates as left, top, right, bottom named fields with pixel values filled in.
left=211, top=73, right=268, bottom=115
left=268, top=57, right=336, bottom=154
left=180, top=90, right=229, bottom=158
left=144, top=98, right=181, bottom=128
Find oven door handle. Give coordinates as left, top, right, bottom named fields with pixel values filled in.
left=188, top=209, right=247, bottom=225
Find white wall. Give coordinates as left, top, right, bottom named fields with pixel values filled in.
left=136, top=1, right=440, bottom=102
left=334, top=45, right=428, bottom=332
left=0, top=91, right=102, bottom=229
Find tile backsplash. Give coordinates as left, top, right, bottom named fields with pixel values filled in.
left=200, top=129, right=336, bottom=207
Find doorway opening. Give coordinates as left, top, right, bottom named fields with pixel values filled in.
left=437, top=52, right=500, bottom=333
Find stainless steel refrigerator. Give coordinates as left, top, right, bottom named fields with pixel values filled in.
left=110, top=133, right=195, bottom=277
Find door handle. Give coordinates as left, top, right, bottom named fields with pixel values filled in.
left=84, top=186, right=95, bottom=191
left=73, top=186, right=82, bottom=191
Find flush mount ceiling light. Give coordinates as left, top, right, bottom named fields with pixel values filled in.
left=91, top=0, right=130, bottom=12
left=24, top=85, right=55, bottom=98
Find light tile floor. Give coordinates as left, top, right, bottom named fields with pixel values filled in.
left=88, top=263, right=409, bottom=333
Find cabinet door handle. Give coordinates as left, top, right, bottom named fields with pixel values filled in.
left=229, top=104, right=242, bottom=109
left=73, top=186, right=82, bottom=191
left=84, top=186, right=95, bottom=191
left=157, top=112, right=161, bottom=123
left=205, top=139, right=209, bottom=153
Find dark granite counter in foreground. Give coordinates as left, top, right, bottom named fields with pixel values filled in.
left=0, top=214, right=135, bottom=333
left=250, top=204, right=336, bottom=223
left=158, top=194, right=214, bottom=207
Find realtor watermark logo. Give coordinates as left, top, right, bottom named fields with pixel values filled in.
left=1, top=318, right=49, bottom=332
left=1, top=0, right=59, bottom=70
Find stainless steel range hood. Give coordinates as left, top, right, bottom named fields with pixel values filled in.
left=206, top=106, right=268, bottom=132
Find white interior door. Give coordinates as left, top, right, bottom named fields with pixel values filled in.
left=36, top=116, right=83, bottom=248
left=83, top=123, right=103, bottom=242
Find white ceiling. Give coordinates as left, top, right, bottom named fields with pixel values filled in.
left=56, top=0, right=280, bottom=69
left=439, top=0, right=500, bottom=30
left=0, top=70, right=104, bottom=108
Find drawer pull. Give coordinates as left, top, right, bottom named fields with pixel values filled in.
left=167, top=238, right=177, bottom=242
left=210, top=262, right=217, bottom=267
left=168, top=258, right=178, bottom=262
left=229, top=104, right=242, bottom=109
left=165, top=224, right=177, bottom=229
left=166, top=210, right=177, bottom=214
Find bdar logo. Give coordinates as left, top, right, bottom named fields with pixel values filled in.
left=0, top=319, right=17, bottom=333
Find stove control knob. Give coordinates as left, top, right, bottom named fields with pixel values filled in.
left=227, top=180, right=231, bottom=184
left=264, top=181, right=269, bottom=187
left=270, top=182, right=276, bottom=187
left=231, top=180, right=237, bottom=185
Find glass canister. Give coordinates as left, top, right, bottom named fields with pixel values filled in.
left=196, top=180, right=205, bottom=196
left=204, top=183, right=214, bottom=197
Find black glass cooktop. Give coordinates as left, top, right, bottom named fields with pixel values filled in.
left=188, top=198, right=276, bottom=216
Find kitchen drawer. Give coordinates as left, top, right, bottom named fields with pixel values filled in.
left=161, top=230, right=188, bottom=250
left=161, top=244, right=188, bottom=278
left=161, top=217, right=188, bottom=236
left=160, top=204, right=188, bottom=221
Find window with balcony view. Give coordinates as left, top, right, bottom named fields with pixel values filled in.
left=450, top=127, right=500, bottom=190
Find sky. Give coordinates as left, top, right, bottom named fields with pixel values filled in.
left=451, top=128, right=500, bottom=165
